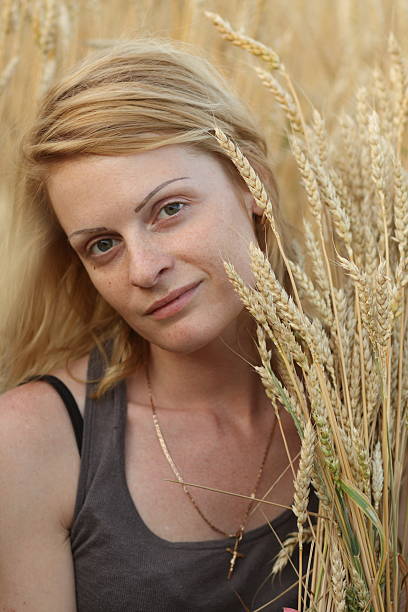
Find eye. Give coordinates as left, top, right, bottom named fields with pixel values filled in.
left=156, top=201, right=185, bottom=220
left=88, top=237, right=121, bottom=256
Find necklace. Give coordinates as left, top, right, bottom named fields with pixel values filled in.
left=145, top=366, right=277, bottom=580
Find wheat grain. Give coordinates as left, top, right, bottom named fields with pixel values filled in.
left=254, top=326, right=306, bottom=430
left=255, top=67, right=303, bottom=135
left=393, top=162, right=408, bottom=288
left=356, top=88, right=377, bottom=213
left=250, top=242, right=331, bottom=378
left=311, top=469, right=330, bottom=511
left=333, top=288, right=351, bottom=375
left=312, top=159, right=353, bottom=258
left=337, top=255, right=379, bottom=350
left=363, top=328, right=381, bottom=426
left=223, top=261, right=268, bottom=327
left=368, top=111, right=386, bottom=196
left=349, top=566, right=370, bottom=610
left=349, top=335, right=362, bottom=427
left=368, top=111, right=392, bottom=264
left=275, top=356, right=307, bottom=406
left=344, top=285, right=357, bottom=348
left=256, top=323, right=272, bottom=365
left=225, top=261, right=309, bottom=390
left=360, top=200, right=380, bottom=278
left=351, top=426, right=371, bottom=497
left=339, top=428, right=361, bottom=487
left=373, top=65, right=393, bottom=137
left=310, top=320, right=337, bottom=389
left=289, top=259, right=333, bottom=326
left=339, top=114, right=363, bottom=203
left=306, top=364, right=340, bottom=483
left=254, top=362, right=304, bottom=432
left=311, top=109, right=329, bottom=164
left=290, top=137, right=322, bottom=221
left=329, top=168, right=353, bottom=221
left=372, top=441, right=384, bottom=515
left=257, top=295, right=310, bottom=373
left=292, top=420, right=315, bottom=541
left=249, top=242, right=307, bottom=335
left=304, top=219, right=331, bottom=306
left=204, top=11, right=281, bottom=70
left=331, top=540, right=347, bottom=612
left=338, top=115, right=366, bottom=266
left=374, top=260, right=394, bottom=349
left=271, top=528, right=313, bottom=576
left=214, top=127, right=277, bottom=232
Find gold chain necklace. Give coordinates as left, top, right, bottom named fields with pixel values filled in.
left=145, top=366, right=277, bottom=580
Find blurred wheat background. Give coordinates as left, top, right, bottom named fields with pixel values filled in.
left=1, top=0, right=408, bottom=233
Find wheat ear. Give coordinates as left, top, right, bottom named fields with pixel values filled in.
left=204, top=11, right=281, bottom=69
left=213, top=127, right=303, bottom=313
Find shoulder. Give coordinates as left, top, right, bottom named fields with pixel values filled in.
left=0, top=355, right=89, bottom=530
left=0, top=352, right=89, bottom=442
left=0, top=383, right=80, bottom=608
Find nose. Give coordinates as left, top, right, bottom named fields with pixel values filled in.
left=127, top=237, right=175, bottom=288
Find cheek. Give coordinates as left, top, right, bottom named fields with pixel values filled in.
left=84, top=267, right=125, bottom=310
left=204, top=219, right=257, bottom=284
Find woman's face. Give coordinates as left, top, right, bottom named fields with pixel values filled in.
left=47, top=144, right=262, bottom=354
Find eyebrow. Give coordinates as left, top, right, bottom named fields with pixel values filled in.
left=134, top=176, right=190, bottom=213
left=68, top=176, right=190, bottom=240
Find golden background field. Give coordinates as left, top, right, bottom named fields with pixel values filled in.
left=1, top=0, right=408, bottom=230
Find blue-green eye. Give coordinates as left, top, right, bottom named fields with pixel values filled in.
left=157, top=202, right=185, bottom=220
left=89, top=237, right=120, bottom=255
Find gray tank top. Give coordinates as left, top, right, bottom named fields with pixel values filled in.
left=69, top=348, right=314, bottom=611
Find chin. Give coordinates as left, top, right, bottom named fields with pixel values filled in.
left=141, top=322, right=231, bottom=355
left=149, top=335, right=217, bottom=355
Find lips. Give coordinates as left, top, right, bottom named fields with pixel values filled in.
left=144, top=281, right=201, bottom=315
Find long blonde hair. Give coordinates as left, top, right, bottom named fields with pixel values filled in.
left=1, top=38, right=290, bottom=395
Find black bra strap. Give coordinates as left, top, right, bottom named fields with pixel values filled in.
left=33, top=375, right=83, bottom=456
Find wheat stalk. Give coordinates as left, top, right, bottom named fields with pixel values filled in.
left=213, top=23, right=408, bottom=609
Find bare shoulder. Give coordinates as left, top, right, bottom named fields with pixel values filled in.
left=0, top=354, right=89, bottom=530
left=0, top=368, right=88, bottom=610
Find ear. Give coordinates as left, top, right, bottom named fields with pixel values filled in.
left=242, top=190, right=264, bottom=218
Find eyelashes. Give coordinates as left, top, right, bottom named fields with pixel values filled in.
left=84, top=200, right=188, bottom=258
left=156, top=201, right=185, bottom=220
left=88, top=237, right=121, bottom=256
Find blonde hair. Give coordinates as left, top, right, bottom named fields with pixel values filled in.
left=1, top=38, right=290, bottom=395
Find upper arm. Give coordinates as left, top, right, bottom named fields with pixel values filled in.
left=0, top=382, right=79, bottom=611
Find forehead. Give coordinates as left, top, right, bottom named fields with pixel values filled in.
left=46, top=144, right=242, bottom=231
left=47, top=144, right=234, bottom=200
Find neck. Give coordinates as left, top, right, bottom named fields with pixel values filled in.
left=135, top=314, right=269, bottom=422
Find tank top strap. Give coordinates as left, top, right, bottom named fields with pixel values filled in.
left=27, top=374, right=83, bottom=455
left=71, top=345, right=127, bottom=523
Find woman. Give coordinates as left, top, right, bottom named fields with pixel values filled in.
left=0, top=39, right=312, bottom=611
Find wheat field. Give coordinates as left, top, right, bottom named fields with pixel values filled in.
left=2, top=0, right=408, bottom=228
left=2, top=1, right=408, bottom=610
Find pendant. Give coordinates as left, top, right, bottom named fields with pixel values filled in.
left=226, top=531, right=245, bottom=580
